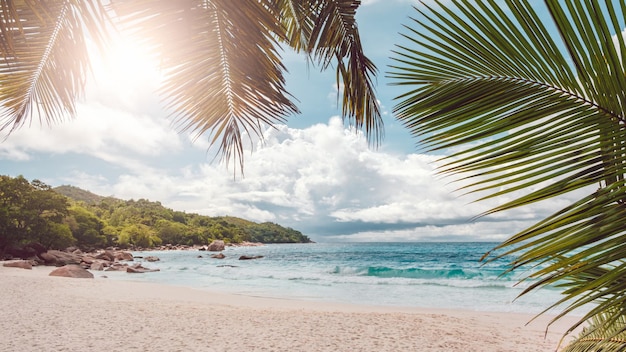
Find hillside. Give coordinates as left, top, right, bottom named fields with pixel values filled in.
left=55, top=185, right=312, bottom=247
left=54, top=185, right=105, bottom=204
left=0, top=176, right=311, bottom=255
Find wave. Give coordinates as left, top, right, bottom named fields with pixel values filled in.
left=330, top=265, right=515, bottom=281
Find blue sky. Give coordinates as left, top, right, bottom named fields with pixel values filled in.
left=0, top=1, right=580, bottom=242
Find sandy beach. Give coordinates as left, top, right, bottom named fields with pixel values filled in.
left=0, top=264, right=580, bottom=352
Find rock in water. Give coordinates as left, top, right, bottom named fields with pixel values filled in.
left=207, top=240, right=225, bottom=252
left=49, top=265, right=94, bottom=278
left=126, top=264, right=160, bottom=273
left=114, top=251, right=134, bottom=261
left=238, top=255, right=264, bottom=260
left=95, top=250, right=115, bottom=262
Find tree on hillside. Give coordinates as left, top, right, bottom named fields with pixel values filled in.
left=0, top=176, right=72, bottom=252
left=154, top=219, right=190, bottom=245
left=389, top=1, right=626, bottom=350
left=0, top=0, right=381, bottom=172
left=0, top=175, right=35, bottom=251
left=66, top=204, right=107, bottom=250
left=118, top=223, right=161, bottom=248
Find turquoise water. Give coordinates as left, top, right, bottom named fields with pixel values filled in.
left=103, top=242, right=570, bottom=314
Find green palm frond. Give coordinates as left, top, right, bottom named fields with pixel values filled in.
left=276, top=0, right=316, bottom=54
left=0, top=0, right=109, bottom=131
left=307, top=0, right=382, bottom=144
left=389, top=0, right=626, bottom=346
left=275, top=0, right=383, bottom=145
left=562, top=308, right=626, bottom=352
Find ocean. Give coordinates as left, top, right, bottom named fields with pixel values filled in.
left=104, top=242, right=570, bottom=314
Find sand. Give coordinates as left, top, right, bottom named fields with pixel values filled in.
left=0, top=264, right=581, bottom=352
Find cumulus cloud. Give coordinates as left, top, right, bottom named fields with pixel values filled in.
left=0, top=101, right=182, bottom=163
left=0, top=7, right=588, bottom=242
left=326, top=220, right=536, bottom=243
left=1, top=100, right=586, bottom=242
left=22, top=115, right=574, bottom=242
left=0, top=37, right=183, bottom=171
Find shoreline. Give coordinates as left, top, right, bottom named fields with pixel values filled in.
left=0, top=264, right=581, bottom=351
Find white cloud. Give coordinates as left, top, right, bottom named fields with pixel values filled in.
left=0, top=143, right=30, bottom=161
left=0, top=41, right=183, bottom=171
left=32, top=116, right=576, bottom=242
left=0, top=0, right=589, bottom=244
left=0, top=103, right=182, bottom=163
left=326, top=220, right=535, bottom=242
left=327, top=82, right=341, bottom=109
left=2, top=103, right=587, bottom=242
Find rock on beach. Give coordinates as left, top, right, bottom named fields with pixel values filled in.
left=2, top=244, right=162, bottom=277
left=2, top=260, right=33, bottom=270
left=49, top=265, right=94, bottom=278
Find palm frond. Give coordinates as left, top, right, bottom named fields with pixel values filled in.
left=309, top=0, right=382, bottom=145
left=0, top=0, right=381, bottom=172
left=562, top=308, right=626, bottom=352
left=0, top=0, right=109, bottom=131
left=276, top=0, right=316, bottom=54
left=389, top=0, right=626, bottom=345
left=111, top=0, right=299, bottom=173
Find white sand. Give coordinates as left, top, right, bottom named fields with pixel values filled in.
left=0, top=265, right=581, bottom=351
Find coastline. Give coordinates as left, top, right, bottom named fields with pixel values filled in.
left=0, top=264, right=581, bottom=351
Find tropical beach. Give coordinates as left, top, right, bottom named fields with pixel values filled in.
left=1, top=263, right=579, bottom=352
left=2, top=1, right=625, bottom=350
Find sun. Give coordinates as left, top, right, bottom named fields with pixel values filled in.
left=92, top=35, right=163, bottom=97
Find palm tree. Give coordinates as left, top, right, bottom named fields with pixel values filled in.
left=0, top=0, right=381, bottom=172
left=389, top=0, right=626, bottom=350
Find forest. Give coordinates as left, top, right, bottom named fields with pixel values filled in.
left=0, top=175, right=311, bottom=255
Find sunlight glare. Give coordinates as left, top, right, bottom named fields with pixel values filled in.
left=91, top=35, right=162, bottom=99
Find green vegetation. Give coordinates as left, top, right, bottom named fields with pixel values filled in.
left=0, top=176, right=310, bottom=255
left=7, top=1, right=626, bottom=350
left=389, top=1, right=626, bottom=350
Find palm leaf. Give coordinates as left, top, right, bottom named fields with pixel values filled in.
left=307, top=0, right=382, bottom=145
left=110, top=0, right=299, bottom=172
left=0, top=0, right=109, bottom=131
left=111, top=0, right=381, bottom=171
left=276, top=0, right=316, bottom=54
left=0, top=0, right=381, bottom=172
left=389, top=0, right=626, bottom=347
left=562, top=308, right=626, bottom=352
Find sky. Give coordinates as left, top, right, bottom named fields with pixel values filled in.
left=0, top=1, right=582, bottom=242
